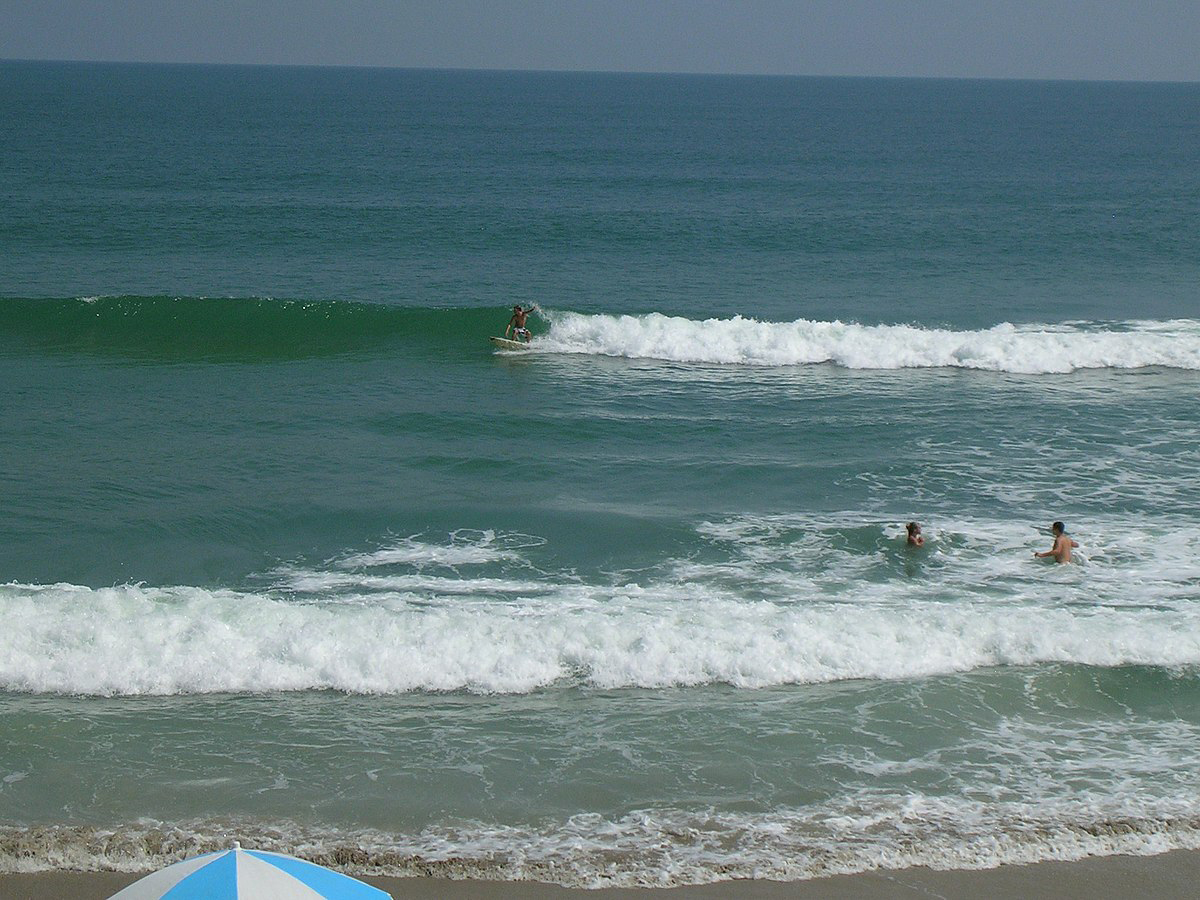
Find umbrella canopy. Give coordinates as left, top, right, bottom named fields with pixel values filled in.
left=108, top=845, right=392, bottom=900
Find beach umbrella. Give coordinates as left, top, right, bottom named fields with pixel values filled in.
left=108, top=844, right=392, bottom=899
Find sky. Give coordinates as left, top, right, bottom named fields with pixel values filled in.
left=1, top=0, right=1198, bottom=82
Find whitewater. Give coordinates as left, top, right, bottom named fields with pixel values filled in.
left=534, top=312, right=1200, bottom=372
left=5, top=520, right=1200, bottom=697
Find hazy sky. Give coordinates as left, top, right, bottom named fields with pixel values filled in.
left=2, top=0, right=1198, bottom=82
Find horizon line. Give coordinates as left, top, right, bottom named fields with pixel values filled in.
left=2, top=56, right=1198, bottom=87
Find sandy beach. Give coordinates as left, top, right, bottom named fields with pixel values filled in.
left=3, top=849, right=1199, bottom=900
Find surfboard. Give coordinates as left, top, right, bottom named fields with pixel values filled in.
left=489, top=336, right=530, bottom=350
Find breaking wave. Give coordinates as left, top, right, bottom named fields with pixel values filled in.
left=535, top=312, right=1200, bottom=373
left=4, top=296, right=1200, bottom=373
left=4, top=520, right=1199, bottom=696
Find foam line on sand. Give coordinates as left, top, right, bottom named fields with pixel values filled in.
left=3, top=849, right=1200, bottom=900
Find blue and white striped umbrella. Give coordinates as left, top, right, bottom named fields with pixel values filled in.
left=108, top=845, right=392, bottom=899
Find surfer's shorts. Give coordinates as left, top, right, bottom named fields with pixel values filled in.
left=514, top=328, right=530, bottom=339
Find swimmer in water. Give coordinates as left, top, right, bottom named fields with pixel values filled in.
left=1034, top=521, right=1079, bottom=563
left=905, top=522, right=924, bottom=547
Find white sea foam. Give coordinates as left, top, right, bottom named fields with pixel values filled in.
left=536, top=313, right=1200, bottom=372
left=3, top=800, right=1200, bottom=886
left=335, top=530, right=542, bottom=569
left=3, top=518, right=1199, bottom=696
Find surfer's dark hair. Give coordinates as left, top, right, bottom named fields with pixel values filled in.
left=1052, top=521, right=1065, bottom=533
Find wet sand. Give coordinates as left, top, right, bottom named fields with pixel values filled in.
left=3, top=849, right=1199, bottom=899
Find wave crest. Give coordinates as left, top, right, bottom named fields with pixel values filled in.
left=4, top=518, right=1200, bottom=696
left=538, top=313, right=1200, bottom=373
left=5, top=298, right=1199, bottom=372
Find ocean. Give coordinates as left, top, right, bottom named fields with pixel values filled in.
left=2, top=61, right=1199, bottom=887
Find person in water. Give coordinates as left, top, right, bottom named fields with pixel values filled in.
left=905, top=522, right=924, bottom=546
left=505, top=305, right=538, bottom=342
left=1035, top=521, right=1079, bottom=563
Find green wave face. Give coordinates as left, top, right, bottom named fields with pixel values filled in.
left=0, top=296, right=513, bottom=360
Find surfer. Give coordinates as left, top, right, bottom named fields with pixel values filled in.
left=905, top=522, right=924, bottom=546
left=1035, top=521, right=1079, bottom=563
left=505, top=305, right=538, bottom=342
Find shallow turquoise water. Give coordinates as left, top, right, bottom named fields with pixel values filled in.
left=1, top=62, right=1199, bottom=885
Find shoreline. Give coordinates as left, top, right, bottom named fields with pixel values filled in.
left=4, top=850, right=1200, bottom=900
